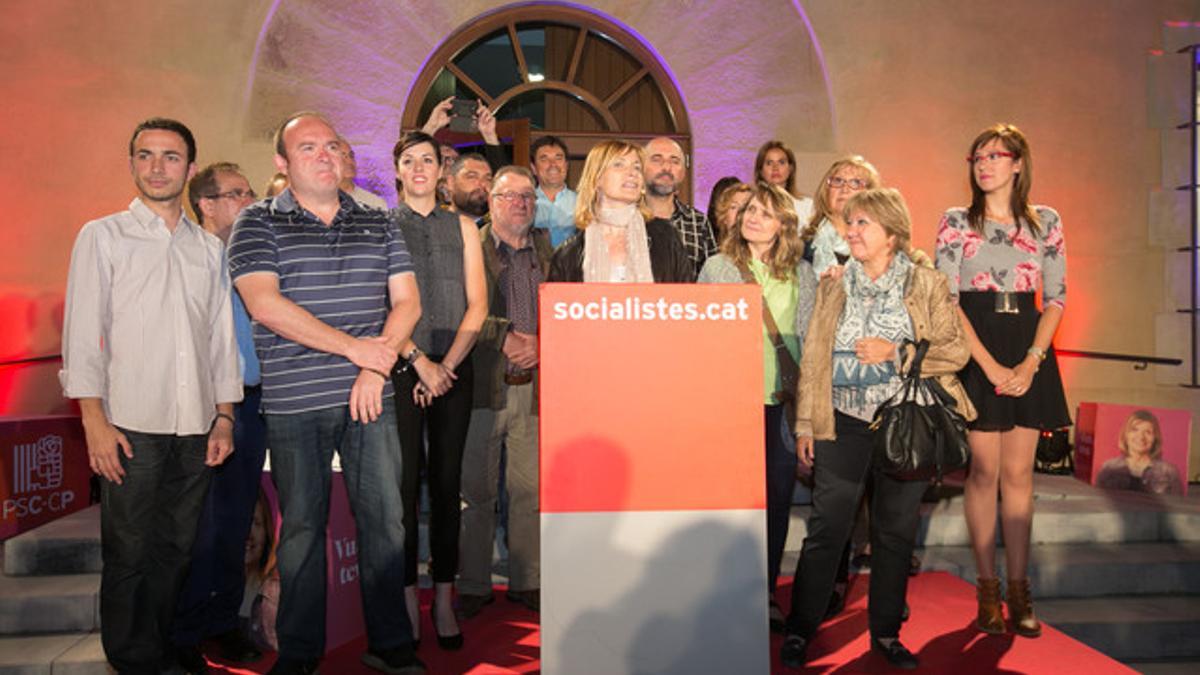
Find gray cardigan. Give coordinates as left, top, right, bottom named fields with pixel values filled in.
left=697, top=254, right=818, bottom=350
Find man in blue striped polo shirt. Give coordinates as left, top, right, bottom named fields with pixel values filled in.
left=228, top=112, right=425, bottom=675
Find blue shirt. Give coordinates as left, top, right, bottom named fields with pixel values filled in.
left=227, top=189, right=414, bottom=414
left=231, top=290, right=260, bottom=387
left=534, top=185, right=578, bottom=248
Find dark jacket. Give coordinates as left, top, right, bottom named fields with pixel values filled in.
left=472, top=224, right=554, bottom=410
left=547, top=217, right=696, bottom=283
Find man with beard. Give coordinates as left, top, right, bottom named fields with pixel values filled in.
left=447, top=153, right=493, bottom=224
left=60, top=118, right=242, bottom=674
left=643, top=136, right=715, bottom=275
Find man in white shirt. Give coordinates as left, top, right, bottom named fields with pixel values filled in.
left=59, top=118, right=242, bottom=674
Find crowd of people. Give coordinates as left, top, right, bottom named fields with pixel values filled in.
left=59, top=105, right=1067, bottom=673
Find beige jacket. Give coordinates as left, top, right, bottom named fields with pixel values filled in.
left=793, top=264, right=976, bottom=440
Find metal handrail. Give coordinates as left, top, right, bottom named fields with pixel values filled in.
left=1055, top=349, right=1182, bottom=371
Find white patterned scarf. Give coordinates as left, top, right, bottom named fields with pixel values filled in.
left=583, top=204, right=655, bottom=283
left=832, top=251, right=914, bottom=387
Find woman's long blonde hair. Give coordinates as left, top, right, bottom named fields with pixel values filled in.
left=721, top=183, right=804, bottom=280
left=574, top=140, right=652, bottom=229
left=803, top=155, right=881, bottom=241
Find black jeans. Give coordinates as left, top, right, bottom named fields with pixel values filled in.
left=174, top=386, right=268, bottom=645
left=393, top=357, right=474, bottom=585
left=101, top=430, right=211, bottom=674
left=765, top=404, right=797, bottom=593
left=786, top=412, right=927, bottom=640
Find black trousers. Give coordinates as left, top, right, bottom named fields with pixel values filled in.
left=392, top=356, right=474, bottom=585
left=786, top=412, right=927, bottom=640
left=765, top=404, right=797, bottom=592
left=101, top=430, right=211, bottom=674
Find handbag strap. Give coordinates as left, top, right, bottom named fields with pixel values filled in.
left=904, top=338, right=931, bottom=379
left=735, top=259, right=799, bottom=377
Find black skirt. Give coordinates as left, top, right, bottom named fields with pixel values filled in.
left=958, top=292, right=1071, bottom=432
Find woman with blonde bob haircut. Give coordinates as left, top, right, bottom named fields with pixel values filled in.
left=699, top=183, right=817, bottom=630
left=549, top=140, right=693, bottom=283
left=1096, top=410, right=1182, bottom=495
left=803, top=156, right=882, bottom=276
left=781, top=188, right=973, bottom=670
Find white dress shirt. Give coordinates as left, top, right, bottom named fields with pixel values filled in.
left=60, top=198, right=242, bottom=435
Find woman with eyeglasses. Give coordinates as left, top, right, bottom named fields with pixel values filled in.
left=934, top=123, right=1069, bottom=638
left=388, top=131, right=488, bottom=650
left=755, top=140, right=814, bottom=227
left=549, top=140, right=693, bottom=283
left=802, top=156, right=881, bottom=276
left=698, top=182, right=816, bottom=634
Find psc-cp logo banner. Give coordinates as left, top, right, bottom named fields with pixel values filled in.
left=1, top=416, right=91, bottom=540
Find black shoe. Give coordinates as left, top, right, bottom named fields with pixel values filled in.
left=215, top=628, right=262, bottom=663
left=769, top=599, right=786, bottom=634
left=458, top=592, right=495, bottom=619
left=361, top=646, right=426, bottom=674
left=871, top=637, right=919, bottom=670
left=506, top=588, right=540, bottom=613
left=780, top=633, right=808, bottom=669
left=267, top=657, right=320, bottom=675
left=175, top=645, right=208, bottom=674
left=430, top=601, right=463, bottom=650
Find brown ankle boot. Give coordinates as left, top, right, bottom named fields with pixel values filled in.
left=975, top=577, right=1005, bottom=634
left=1007, top=578, right=1042, bottom=637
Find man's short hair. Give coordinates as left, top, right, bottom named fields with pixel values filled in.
left=272, top=111, right=335, bottom=160
left=449, top=152, right=489, bottom=178
left=530, top=135, right=568, bottom=163
left=491, top=165, right=535, bottom=191
left=187, top=162, right=243, bottom=224
left=129, top=117, right=196, bottom=165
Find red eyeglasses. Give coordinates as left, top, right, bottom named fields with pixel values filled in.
left=966, top=151, right=1016, bottom=165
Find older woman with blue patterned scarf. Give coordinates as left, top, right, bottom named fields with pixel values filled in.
left=779, top=188, right=972, bottom=671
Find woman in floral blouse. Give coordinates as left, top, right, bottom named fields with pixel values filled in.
left=935, top=123, right=1070, bottom=639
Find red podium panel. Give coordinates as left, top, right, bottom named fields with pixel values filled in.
left=1, top=416, right=91, bottom=540
left=540, top=283, right=764, bottom=514
left=539, top=283, right=769, bottom=674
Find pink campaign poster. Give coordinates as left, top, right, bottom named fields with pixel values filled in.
left=1075, top=403, right=1192, bottom=496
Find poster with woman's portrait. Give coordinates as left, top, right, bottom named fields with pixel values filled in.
left=1074, top=403, right=1192, bottom=496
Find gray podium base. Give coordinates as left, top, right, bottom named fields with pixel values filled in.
left=541, top=509, right=770, bottom=675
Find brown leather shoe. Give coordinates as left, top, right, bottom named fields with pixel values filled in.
left=1007, top=578, right=1042, bottom=637
left=506, top=589, right=540, bottom=613
left=458, top=593, right=494, bottom=619
left=975, top=577, right=1005, bottom=634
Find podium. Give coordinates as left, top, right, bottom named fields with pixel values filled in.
left=539, top=284, right=769, bottom=674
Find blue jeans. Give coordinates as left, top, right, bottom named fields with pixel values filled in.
left=266, top=398, right=414, bottom=659
left=174, top=386, right=269, bottom=645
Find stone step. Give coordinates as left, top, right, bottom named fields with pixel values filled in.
left=919, top=542, right=1200, bottom=598
left=783, top=494, right=1200, bottom=551
left=0, top=572, right=99, bottom=635
left=1038, top=595, right=1200, bottom=661
left=0, top=632, right=106, bottom=674
left=1126, top=661, right=1200, bottom=675
left=3, top=506, right=100, bottom=577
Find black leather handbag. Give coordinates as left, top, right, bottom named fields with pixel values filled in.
left=870, top=339, right=971, bottom=482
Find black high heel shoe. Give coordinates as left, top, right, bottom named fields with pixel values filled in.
left=430, top=601, right=463, bottom=651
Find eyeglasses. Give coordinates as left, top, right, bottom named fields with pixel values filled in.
left=492, top=191, right=537, bottom=203
left=827, top=176, right=868, bottom=190
left=966, top=151, right=1015, bottom=165
left=205, top=188, right=257, bottom=201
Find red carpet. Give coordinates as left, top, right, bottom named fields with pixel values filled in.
left=202, top=573, right=1133, bottom=674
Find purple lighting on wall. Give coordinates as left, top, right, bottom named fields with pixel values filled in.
left=790, top=0, right=837, bottom=140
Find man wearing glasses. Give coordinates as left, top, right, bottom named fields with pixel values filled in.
left=172, top=163, right=266, bottom=671
left=459, top=166, right=550, bottom=618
